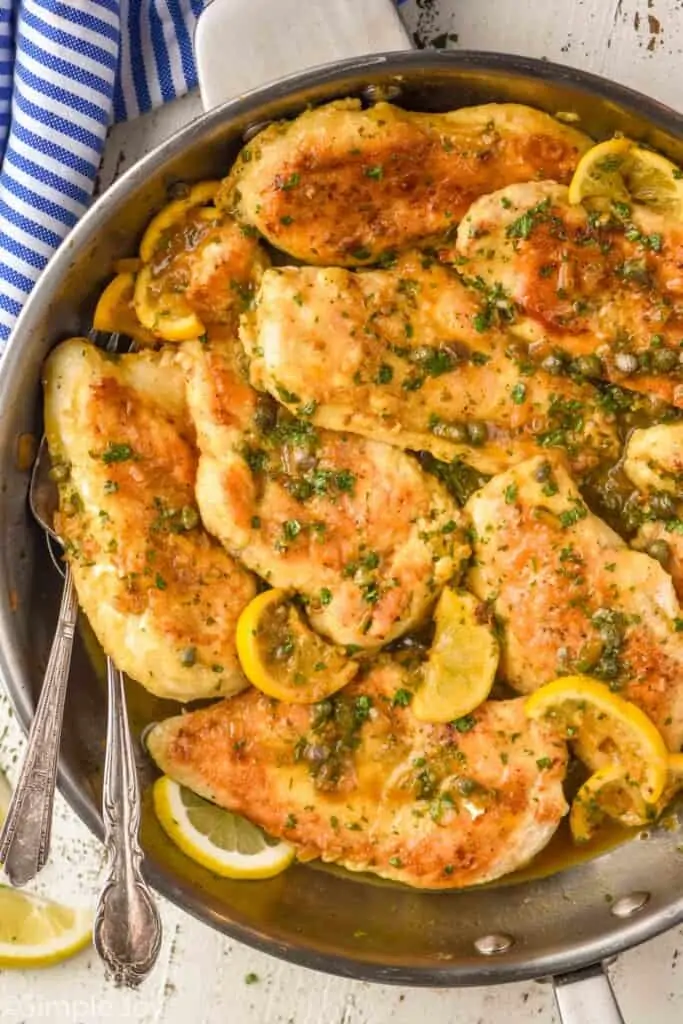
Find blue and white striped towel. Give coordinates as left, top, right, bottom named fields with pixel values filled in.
left=0, top=0, right=203, bottom=348
left=0, top=0, right=414, bottom=350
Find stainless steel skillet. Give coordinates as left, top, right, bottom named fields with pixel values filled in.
left=2, top=2, right=683, bottom=1020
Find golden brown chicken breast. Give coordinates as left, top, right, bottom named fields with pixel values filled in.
left=43, top=338, right=256, bottom=702
left=147, top=660, right=568, bottom=889
left=242, top=256, right=620, bottom=477
left=467, top=453, right=683, bottom=750
left=181, top=339, right=468, bottom=649
left=219, top=99, right=590, bottom=265
left=455, top=181, right=683, bottom=406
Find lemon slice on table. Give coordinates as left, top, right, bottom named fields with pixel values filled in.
left=412, top=588, right=499, bottom=724
left=0, top=886, right=92, bottom=968
left=568, top=138, right=632, bottom=207
left=153, top=776, right=295, bottom=880
left=236, top=588, right=358, bottom=703
left=569, top=138, right=683, bottom=217
left=525, top=675, right=668, bottom=805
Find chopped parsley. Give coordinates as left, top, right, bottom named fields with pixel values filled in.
left=101, top=442, right=134, bottom=464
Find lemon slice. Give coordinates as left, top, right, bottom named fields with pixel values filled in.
left=139, top=180, right=221, bottom=262
left=621, top=146, right=683, bottom=217
left=236, top=588, right=358, bottom=703
left=133, top=264, right=206, bottom=342
left=569, top=138, right=683, bottom=217
left=93, top=271, right=157, bottom=346
left=153, top=776, right=295, bottom=879
left=569, top=764, right=650, bottom=844
left=0, top=886, right=92, bottom=968
left=412, top=588, right=499, bottom=724
left=526, top=675, right=668, bottom=803
left=568, top=138, right=632, bottom=207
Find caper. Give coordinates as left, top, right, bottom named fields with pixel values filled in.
left=253, top=393, right=278, bottom=432
left=592, top=652, right=621, bottom=680
left=411, top=346, right=433, bottom=364
left=180, top=505, right=200, bottom=530
left=541, top=353, right=565, bottom=375
left=647, top=538, right=671, bottom=566
left=575, top=638, right=604, bottom=672
left=466, top=421, right=488, bottom=447
left=652, top=348, right=678, bottom=373
left=432, top=420, right=468, bottom=443
left=534, top=460, right=552, bottom=483
left=649, top=492, right=676, bottom=519
left=48, top=460, right=71, bottom=483
left=574, top=354, right=603, bottom=379
left=637, top=351, right=652, bottom=373
left=311, top=699, right=334, bottom=729
left=304, top=743, right=330, bottom=765
left=615, top=352, right=639, bottom=374
left=180, top=646, right=197, bottom=667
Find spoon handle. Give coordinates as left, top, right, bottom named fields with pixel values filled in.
left=0, top=564, right=78, bottom=886
left=93, top=658, right=162, bottom=987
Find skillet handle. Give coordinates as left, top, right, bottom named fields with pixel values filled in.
left=194, top=0, right=412, bottom=113
left=553, top=963, right=625, bottom=1024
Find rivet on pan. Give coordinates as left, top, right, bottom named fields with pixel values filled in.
left=362, top=83, right=403, bottom=104
left=610, top=892, right=650, bottom=918
left=474, top=933, right=514, bottom=956
left=242, top=120, right=272, bottom=143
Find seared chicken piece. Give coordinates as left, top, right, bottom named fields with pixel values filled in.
left=243, top=257, right=620, bottom=477
left=467, top=453, right=683, bottom=750
left=147, top=661, right=568, bottom=889
left=219, top=99, right=590, bottom=265
left=456, top=181, right=683, bottom=406
left=182, top=339, right=468, bottom=649
left=624, top=422, right=683, bottom=599
left=44, top=338, right=256, bottom=702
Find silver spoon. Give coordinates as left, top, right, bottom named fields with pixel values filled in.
left=0, top=438, right=78, bottom=886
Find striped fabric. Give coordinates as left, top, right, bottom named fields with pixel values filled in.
left=0, top=0, right=203, bottom=348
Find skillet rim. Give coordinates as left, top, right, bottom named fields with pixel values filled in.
left=3, top=48, right=683, bottom=985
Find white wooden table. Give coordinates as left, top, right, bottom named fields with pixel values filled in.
left=4, top=1, right=683, bottom=1020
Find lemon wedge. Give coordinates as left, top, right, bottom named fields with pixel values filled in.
left=412, top=588, right=499, bottom=724
left=621, top=146, right=683, bottom=217
left=526, top=675, right=668, bottom=804
left=153, top=776, right=295, bottom=879
left=568, top=138, right=632, bottom=207
left=235, top=588, right=358, bottom=703
left=0, top=886, right=92, bottom=968
left=92, top=271, right=157, bottom=346
left=571, top=750, right=683, bottom=843
left=133, top=264, right=206, bottom=343
left=139, top=180, right=221, bottom=262
left=569, top=138, right=683, bottom=217
left=569, top=764, right=650, bottom=844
